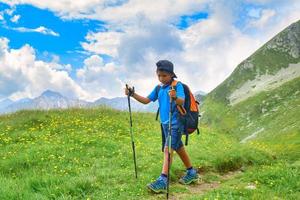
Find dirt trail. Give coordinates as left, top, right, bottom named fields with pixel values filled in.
left=148, top=170, right=242, bottom=200
left=168, top=170, right=243, bottom=200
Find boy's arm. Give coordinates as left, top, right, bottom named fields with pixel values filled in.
left=125, top=87, right=151, bottom=104
left=169, top=83, right=184, bottom=105
left=174, top=97, right=184, bottom=106
left=169, top=91, right=184, bottom=105
left=132, top=93, right=151, bottom=104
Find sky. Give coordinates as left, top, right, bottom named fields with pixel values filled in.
left=0, top=0, right=299, bottom=102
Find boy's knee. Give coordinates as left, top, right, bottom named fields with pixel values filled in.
left=175, top=146, right=184, bottom=153
left=164, top=146, right=174, bottom=154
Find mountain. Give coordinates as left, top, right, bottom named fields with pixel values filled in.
left=0, top=98, right=14, bottom=110
left=209, top=20, right=300, bottom=105
left=0, top=90, right=89, bottom=114
left=15, top=98, right=32, bottom=104
left=202, top=20, right=300, bottom=144
left=195, top=90, right=207, bottom=96
left=0, top=90, right=158, bottom=114
left=194, top=90, right=207, bottom=104
left=35, top=90, right=88, bottom=109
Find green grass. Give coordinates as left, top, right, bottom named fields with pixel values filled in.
left=0, top=108, right=162, bottom=199
left=0, top=105, right=299, bottom=199
left=197, top=78, right=300, bottom=199
left=195, top=161, right=300, bottom=200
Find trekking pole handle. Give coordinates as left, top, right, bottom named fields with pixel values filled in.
left=169, top=87, right=176, bottom=102
left=126, top=84, right=135, bottom=97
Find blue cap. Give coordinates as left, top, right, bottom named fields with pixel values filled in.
left=156, top=60, right=177, bottom=78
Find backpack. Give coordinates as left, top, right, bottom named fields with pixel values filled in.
left=155, top=80, right=200, bottom=150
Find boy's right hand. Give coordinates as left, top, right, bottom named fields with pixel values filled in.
left=125, top=84, right=135, bottom=97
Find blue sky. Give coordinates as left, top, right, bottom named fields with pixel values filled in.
left=0, top=3, right=107, bottom=70
left=176, top=12, right=209, bottom=30
left=1, top=3, right=208, bottom=68
left=0, top=0, right=299, bottom=101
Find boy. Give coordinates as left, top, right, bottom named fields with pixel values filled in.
left=125, top=60, right=198, bottom=193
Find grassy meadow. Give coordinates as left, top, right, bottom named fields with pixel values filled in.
left=0, top=106, right=299, bottom=199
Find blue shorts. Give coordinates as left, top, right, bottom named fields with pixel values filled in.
left=162, top=123, right=184, bottom=151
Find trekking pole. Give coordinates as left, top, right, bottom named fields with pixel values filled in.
left=167, top=87, right=174, bottom=199
left=126, top=84, right=138, bottom=179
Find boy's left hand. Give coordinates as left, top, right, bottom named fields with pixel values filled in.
left=169, top=89, right=177, bottom=100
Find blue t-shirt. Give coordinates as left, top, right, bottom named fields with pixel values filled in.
left=148, top=82, right=185, bottom=125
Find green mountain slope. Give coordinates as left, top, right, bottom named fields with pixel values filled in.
left=209, top=20, right=300, bottom=104
left=202, top=20, right=300, bottom=141
left=198, top=20, right=300, bottom=199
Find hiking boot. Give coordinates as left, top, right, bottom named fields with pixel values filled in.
left=179, top=169, right=199, bottom=185
left=147, top=177, right=167, bottom=193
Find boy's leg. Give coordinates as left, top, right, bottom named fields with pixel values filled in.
left=176, top=146, right=199, bottom=185
left=147, top=146, right=173, bottom=193
left=147, top=124, right=179, bottom=193
left=176, top=146, right=192, bottom=169
left=162, top=146, right=174, bottom=175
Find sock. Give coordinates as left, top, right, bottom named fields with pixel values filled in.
left=187, top=167, right=195, bottom=174
left=159, top=173, right=168, bottom=183
left=187, top=167, right=193, bottom=171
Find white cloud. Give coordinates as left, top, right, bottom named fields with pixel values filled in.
left=1, top=0, right=300, bottom=99
left=10, top=26, right=60, bottom=37
left=248, top=8, right=261, bottom=18
left=76, top=55, right=125, bottom=99
left=259, top=2, right=300, bottom=36
left=248, top=9, right=276, bottom=29
left=10, top=14, right=20, bottom=23
left=0, top=37, right=88, bottom=100
left=48, top=62, right=73, bottom=73
left=77, top=0, right=300, bottom=95
left=0, top=37, right=127, bottom=101
left=81, top=31, right=122, bottom=57
left=245, top=0, right=276, bottom=3
left=81, top=18, right=183, bottom=77
left=0, top=37, right=9, bottom=56
left=0, top=7, right=16, bottom=21
left=2, top=0, right=208, bottom=24
left=5, top=7, right=15, bottom=16
left=117, top=19, right=183, bottom=68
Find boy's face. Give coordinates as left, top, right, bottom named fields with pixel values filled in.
left=157, top=70, right=173, bottom=85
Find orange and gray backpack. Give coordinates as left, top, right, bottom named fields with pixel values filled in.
left=155, top=80, right=200, bottom=150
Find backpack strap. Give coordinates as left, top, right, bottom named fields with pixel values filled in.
left=155, top=109, right=160, bottom=121
left=155, top=84, right=161, bottom=96
left=171, top=80, right=178, bottom=89
left=172, top=80, right=189, bottom=146
left=155, top=85, right=161, bottom=121
left=155, top=81, right=178, bottom=120
left=185, top=134, right=189, bottom=146
left=171, top=80, right=185, bottom=113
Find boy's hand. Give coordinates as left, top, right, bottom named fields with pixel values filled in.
left=125, top=84, right=135, bottom=97
left=169, top=89, right=177, bottom=100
